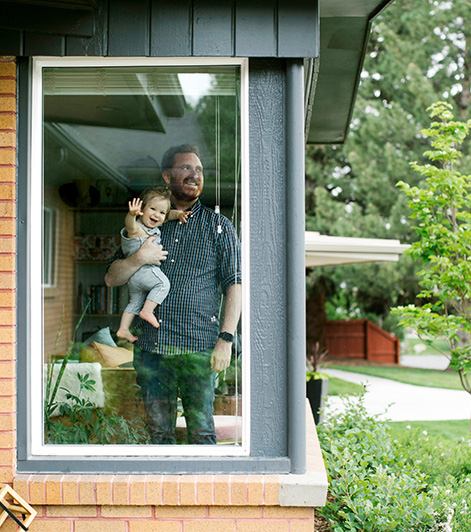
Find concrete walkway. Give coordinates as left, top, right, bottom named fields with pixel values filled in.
left=400, top=354, right=450, bottom=370
left=324, top=368, right=471, bottom=421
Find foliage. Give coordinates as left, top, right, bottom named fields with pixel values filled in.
left=44, top=306, right=87, bottom=424
left=396, top=426, right=471, bottom=532
left=317, top=394, right=471, bottom=531
left=46, top=371, right=150, bottom=445
left=44, top=308, right=150, bottom=445
left=317, top=395, right=437, bottom=531
left=306, top=341, right=328, bottom=382
left=215, top=357, right=242, bottom=395
left=392, top=102, right=471, bottom=393
left=306, top=0, right=471, bottom=331
left=194, top=75, right=240, bottom=210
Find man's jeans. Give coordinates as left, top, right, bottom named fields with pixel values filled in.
left=133, top=348, right=217, bottom=444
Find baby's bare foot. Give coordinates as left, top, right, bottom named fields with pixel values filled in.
left=117, top=328, right=138, bottom=342
left=139, top=309, right=160, bottom=328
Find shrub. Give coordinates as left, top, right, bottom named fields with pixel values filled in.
left=317, top=395, right=437, bottom=531
left=318, top=395, right=471, bottom=531
left=396, top=426, right=471, bottom=532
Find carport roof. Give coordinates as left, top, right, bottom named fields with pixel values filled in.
left=305, top=231, right=409, bottom=267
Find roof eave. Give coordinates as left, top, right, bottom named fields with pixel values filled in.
left=306, top=0, right=393, bottom=145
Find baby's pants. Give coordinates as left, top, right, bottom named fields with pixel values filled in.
left=124, top=265, right=170, bottom=315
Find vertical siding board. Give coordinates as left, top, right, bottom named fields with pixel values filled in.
left=108, top=0, right=150, bottom=56
left=234, top=0, right=276, bottom=57
left=65, top=2, right=108, bottom=57
left=277, top=0, right=319, bottom=58
left=249, top=59, right=287, bottom=456
left=0, top=3, right=94, bottom=37
left=0, top=0, right=320, bottom=58
left=192, top=0, right=234, bottom=57
left=150, top=0, right=192, bottom=57
left=0, top=30, right=23, bottom=57
left=23, top=32, right=64, bottom=56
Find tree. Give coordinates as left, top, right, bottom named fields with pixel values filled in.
left=392, top=102, right=471, bottom=394
left=306, top=0, right=471, bottom=335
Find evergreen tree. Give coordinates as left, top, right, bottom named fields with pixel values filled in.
left=306, top=0, right=471, bottom=335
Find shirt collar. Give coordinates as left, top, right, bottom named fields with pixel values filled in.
left=171, top=199, right=201, bottom=214
left=188, top=199, right=202, bottom=214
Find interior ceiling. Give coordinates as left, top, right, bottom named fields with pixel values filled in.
left=306, top=0, right=393, bottom=145
left=8, top=0, right=94, bottom=9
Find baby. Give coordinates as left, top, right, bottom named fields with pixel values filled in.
left=116, top=186, right=189, bottom=342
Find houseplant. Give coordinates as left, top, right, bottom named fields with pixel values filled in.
left=306, top=342, right=329, bottom=424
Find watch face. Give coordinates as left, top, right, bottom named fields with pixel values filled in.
left=219, top=332, right=234, bottom=342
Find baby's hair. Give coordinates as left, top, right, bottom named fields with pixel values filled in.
left=139, top=186, right=172, bottom=214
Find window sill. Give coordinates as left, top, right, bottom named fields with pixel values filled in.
left=14, top=403, right=327, bottom=508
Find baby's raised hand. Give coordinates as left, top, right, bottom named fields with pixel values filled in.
left=177, top=210, right=192, bottom=223
left=128, top=198, right=143, bottom=217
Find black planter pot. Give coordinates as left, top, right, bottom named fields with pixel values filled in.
left=306, top=377, right=329, bottom=424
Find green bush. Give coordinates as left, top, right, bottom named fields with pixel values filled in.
left=396, top=426, right=471, bottom=532
left=317, top=395, right=471, bottom=531
left=317, top=395, right=436, bottom=531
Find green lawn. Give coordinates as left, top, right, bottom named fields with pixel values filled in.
left=387, top=419, right=471, bottom=441
left=324, top=364, right=463, bottom=390
left=327, top=376, right=365, bottom=396
left=401, top=337, right=451, bottom=357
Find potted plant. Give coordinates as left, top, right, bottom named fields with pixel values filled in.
left=306, top=342, right=329, bottom=424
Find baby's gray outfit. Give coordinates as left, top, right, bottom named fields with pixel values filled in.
left=121, top=221, right=170, bottom=315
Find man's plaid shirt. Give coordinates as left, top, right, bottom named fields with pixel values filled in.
left=114, top=200, right=241, bottom=355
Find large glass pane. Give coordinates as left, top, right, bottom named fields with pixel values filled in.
left=41, top=64, right=243, bottom=448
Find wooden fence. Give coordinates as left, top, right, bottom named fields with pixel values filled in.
left=325, top=319, right=400, bottom=364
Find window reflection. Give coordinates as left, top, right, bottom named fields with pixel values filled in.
left=42, top=65, right=242, bottom=447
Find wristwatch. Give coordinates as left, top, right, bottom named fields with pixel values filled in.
left=218, top=331, right=234, bottom=343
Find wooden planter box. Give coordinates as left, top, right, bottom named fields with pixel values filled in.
left=213, top=394, right=242, bottom=416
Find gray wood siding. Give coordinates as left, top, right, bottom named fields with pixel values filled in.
left=150, top=0, right=192, bottom=56
left=249, top=59, right=288, bottom=457
left=0, top=0, right=319, bottom=58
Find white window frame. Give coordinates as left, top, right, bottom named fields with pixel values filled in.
left=29, top=56, right=250, bottom=458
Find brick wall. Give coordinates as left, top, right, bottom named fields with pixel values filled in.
left=10, top=475, right=316, bottom=531
left=43, top=186, right=75, bottom=356
left=0, top=56, right=16, bottom=486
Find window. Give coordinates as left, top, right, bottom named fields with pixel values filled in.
left=28, top=58, right=249, bottom=459
left=42, top=205, right=57, bottom=288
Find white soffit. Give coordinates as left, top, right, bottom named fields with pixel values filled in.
left=305, top=231, right=409, bottom=267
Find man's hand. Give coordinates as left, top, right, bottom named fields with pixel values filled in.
left=211, top=339, right=232, bottom=372
left=137, top=237, right=168, bottom=266
left=105, top=238, right=168, bottom=287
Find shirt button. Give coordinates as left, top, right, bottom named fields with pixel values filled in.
left=175, top=239, right=178, bottom=242
left=179, top=221, right=182, bottom=225
left=171, top=259, right=175, bottom=263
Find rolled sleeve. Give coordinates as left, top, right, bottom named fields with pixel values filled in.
left=218, top=218, right=241, bottom=294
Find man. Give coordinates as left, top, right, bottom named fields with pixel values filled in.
left=105, top=144, right=241, bottom=444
